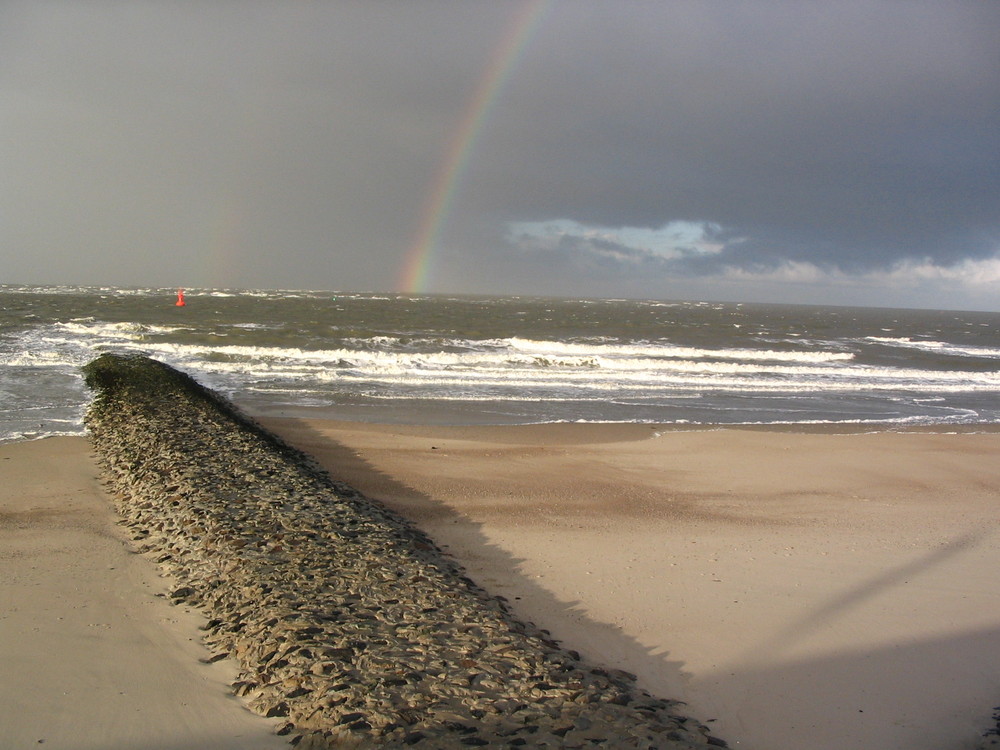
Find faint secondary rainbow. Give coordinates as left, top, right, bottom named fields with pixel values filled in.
left=196, top=107, right=273, bottom=290
left=397, top=0, right=549, bottom=294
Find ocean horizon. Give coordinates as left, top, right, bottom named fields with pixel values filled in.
left=2, top=283, right=999, bottom=444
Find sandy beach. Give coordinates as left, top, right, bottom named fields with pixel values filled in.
left=3, top=423, right=999, bottom=749
left=0, top=437, right=286, bottom=750
left=259, top=418, right=1000, bottom=750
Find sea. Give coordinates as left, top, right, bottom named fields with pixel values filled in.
left=2, top=284, right=999, bottom=444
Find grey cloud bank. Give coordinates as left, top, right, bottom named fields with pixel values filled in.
left=2, top=1, right=998, bottom=310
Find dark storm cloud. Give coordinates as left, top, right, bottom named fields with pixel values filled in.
left=463, top=1, right=1000, bottom=276
left=1, top=1, right=998, bottom=308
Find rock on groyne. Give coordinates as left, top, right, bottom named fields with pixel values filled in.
left=83, top=353, right=725, bottom=749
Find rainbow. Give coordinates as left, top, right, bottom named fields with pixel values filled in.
left=396, top=0, right=549, bottom=294
left=198, top=112, right=273, bottom=290
left=204, top=189, right=245, bottom=288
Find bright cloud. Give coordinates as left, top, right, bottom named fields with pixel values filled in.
left=714, top=256, right=1000, bottom=301
left=508, top=219, right=726, bottom=260
left=885, top=256, right=1000, bottom=285
left=506, top=216, right=1000, bottom=308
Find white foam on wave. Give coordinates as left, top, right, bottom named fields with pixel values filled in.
left=58, top=320, right=188, bottom=337
left=11, top=319, right=1000, bottom=397
left=507, top=337, right=855, bottom=364
left=222, top=358, right=999, bottom=395
left=866, top=336, right=1000, bottom=359
left=0, top=428, right=86, bottom=446
left=1, top=350, right=80, bottom=368
left=37, top=328, right=989, bottom=396
left=4, top=300, right=999, bottom=439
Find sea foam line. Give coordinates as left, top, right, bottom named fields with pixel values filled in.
left=865, top=337, right=1000, bottom=359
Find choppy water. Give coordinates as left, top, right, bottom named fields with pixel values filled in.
left=2, top=284, right=999, bottom=443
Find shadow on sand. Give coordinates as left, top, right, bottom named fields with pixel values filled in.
left=255, top=416, right=696, bottom=688
left=257, top=416, right=1000, bottom=750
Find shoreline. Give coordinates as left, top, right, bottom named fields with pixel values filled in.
left=241, top=398, right=1000, bottom=435
left=6, top=410, right=1000, bottom=449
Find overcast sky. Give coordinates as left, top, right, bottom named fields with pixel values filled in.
left=2, top=1, right=998, bottom=310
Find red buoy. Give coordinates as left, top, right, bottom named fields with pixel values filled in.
left=175, top=288, right=186, bottom=307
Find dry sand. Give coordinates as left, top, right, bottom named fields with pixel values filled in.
left=260, top=418, right=1000, bottom=750
left=4, top=425, right=999, bottom=750
left=0, top=437, right=286, bottom=750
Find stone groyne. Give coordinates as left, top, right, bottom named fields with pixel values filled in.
left=83, top=353, right=725, bottom=749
